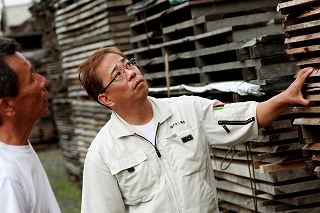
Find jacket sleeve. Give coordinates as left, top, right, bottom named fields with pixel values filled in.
left=200, top=99, right=259, bottom=147
left=81, top=150, right=125, bottom=213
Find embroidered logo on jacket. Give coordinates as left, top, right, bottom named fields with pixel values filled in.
left=170, top=120, right=185, bottom=129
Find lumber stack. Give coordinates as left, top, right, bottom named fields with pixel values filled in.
left=212, top=106, right=320, bottom=212
left=29, top=0, right=79, bottom=177
left=53, top=0, right=133, bottom=180
left=125, top=0, right=320, bottom=212
left=211, top=0, right=320, bottom=212
left=278, top=0, right=320, bottom=179
left=125, top=0, right=298, bottom=100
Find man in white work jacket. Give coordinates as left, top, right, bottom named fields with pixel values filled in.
left=78, top=46, right=314, bottom=213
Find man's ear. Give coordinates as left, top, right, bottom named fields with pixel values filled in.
left=98, top=94, right=114, bottom=108
left=0, top=98, right=15, bottom=117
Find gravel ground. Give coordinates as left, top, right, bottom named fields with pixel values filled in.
left=37, top=148, right=82, bottom=213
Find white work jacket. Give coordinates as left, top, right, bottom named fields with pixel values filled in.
left=81, top=96, right=259, bottom=213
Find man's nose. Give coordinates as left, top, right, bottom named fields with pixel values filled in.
left=37, top=73, right=47, bottom=88
left=125, top=68, right=136, bottom=80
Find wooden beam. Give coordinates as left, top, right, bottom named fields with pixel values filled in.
left=285, top=32, right=320, bottom=45
left=277, top=192, right=320, bottom=205
left=294, top=118, right=320, bottom=125
left=259, top=160, right=306, bottom=173
left=286, top=45, right=320, bottom=55
left=211, top=157, right=312, bottom=183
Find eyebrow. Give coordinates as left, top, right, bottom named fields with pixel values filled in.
left=110, top=57, right=126, bottom=75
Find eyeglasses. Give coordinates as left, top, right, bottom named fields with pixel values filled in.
left=100, top=58, right=136, bottom=94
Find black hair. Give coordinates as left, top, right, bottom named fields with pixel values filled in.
left=0, top=37, right=21, bottom=98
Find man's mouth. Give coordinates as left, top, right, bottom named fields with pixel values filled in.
left=134, top=79, right=143, bottom=89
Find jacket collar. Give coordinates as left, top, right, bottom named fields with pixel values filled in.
left=110, top=96, right=172, bottom=138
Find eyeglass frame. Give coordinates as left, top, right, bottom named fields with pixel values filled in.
left=100, top=58, right=136, bottom=94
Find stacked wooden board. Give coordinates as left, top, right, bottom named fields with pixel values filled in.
left=278, top=0, right=320, bottom=182
left=212, top=105, right=320, bottom=212
left=124, top=0, right=299, bottom=98
left=211, top=0, right=320, bottom=212
left=27, top=2, right=320, bottom=209
left=125, top=0, right=320, bottom=212
left=29, top=0, right=80, bottom=177
left=53, top=0, right=133, bottom=180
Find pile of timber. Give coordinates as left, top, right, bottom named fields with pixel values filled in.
left=278, top=0, right=320, bottom=180
left=212, top=108, right=320, bottom=212
left=29, top=0, right=79, bottom=177
left=126, top=0, right=320, bottom=212
left=53, top=0, right=133, bottom=180
left=125, top=0, right=299, bottom=99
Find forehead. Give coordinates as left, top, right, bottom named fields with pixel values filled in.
left=98, top=53, right=124, bottom=71
left=5, top=52, right=30, bottom=75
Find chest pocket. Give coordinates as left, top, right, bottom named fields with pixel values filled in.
left=108, top=149, right=157, bottom=205
left=166, top=125, right=209, bottom=176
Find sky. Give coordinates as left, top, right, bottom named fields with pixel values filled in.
left=2, top=0, right=33, bottom=7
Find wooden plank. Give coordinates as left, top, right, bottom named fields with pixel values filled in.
left=285, top=32, right=320, bottom=45
left=249, top=43, right=287, bottom=59
left=213, top=147, right=305, bottom=164
left=215, top=170, right=320, bottom=196
left=278, top=192, right=320, bottom=205
left=304, top=94, right=320, bottom=101
left=130, top=31, right=160, bottom=43
left=294, top=118, right=320, bottom=125
left=302, top=143, right=320, bottom=151
left=56, top=13, right=114, bottom=34
left=129, top=0, right=210, bottom=28
left=297, top=56, right=320, bottom=66
left=211, top=157, right=313, bottom=183
left=255, top=153, right=307, bottom=164
left=283, top=20, right=320, bottom=32
left=300, top=125, right=320, bottom=144
left=297, top=6, right=320, bottom=18
left=216, top=180, right=273, bottom=200
left=129, top=26, right=233, bottom=56
left=217, top=190, right=294, bottom=213
left=126, top=0, right=167, bottom=16
left=205, top=11, right=284, bottom=33
left=55, top=0, right=104, bottom=17
left=55, top=0, right=122, bottom=23
left=216, top=141, right=301, bottom=153
left=60, top=29, right=130, bottom=47
left=264, top=119, right=294, bottom=130
left=232, top=22, right=283, bottom=42
left=277, top=0, right=319, bottom=14
left=218, top=201, right=255, bottom=213
left=293, top=106, right=320, bottom=114
left=304, top=82, right=320, bottom=89
left=162, top=15, right=206, bottom=35
left=277, top=0, right=318, bottom=10
left=259, top=160, right=306, bottom=173
left=312, top=155, right=320, bottom=161
left=55, top=2, right=109, bottom=28
left=257, top=130, right=298, bottom=142
left=191, top=0, right=280, bottom=18
left=256, top=62, right=299, bottom=80
left=284, top=206, right=320, bottom=213
left=144, top=59, right=262, bottom=81
left=137, top=39, right=257, bottom=66
left=286, top=45, right=320, bottom=55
